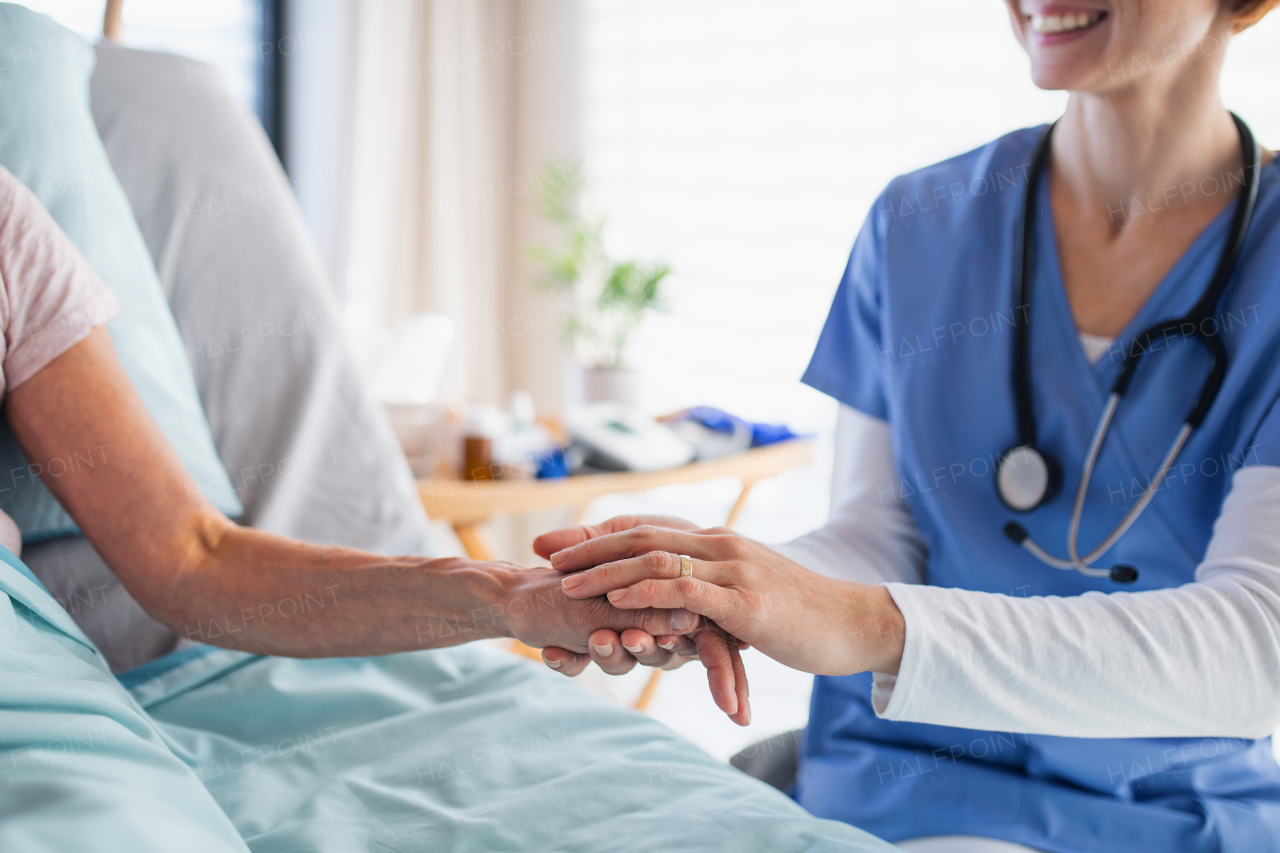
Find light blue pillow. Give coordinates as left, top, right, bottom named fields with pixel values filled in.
left=0, top=4, right=242, bottom=540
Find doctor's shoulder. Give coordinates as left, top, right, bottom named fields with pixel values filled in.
left=870, top=125, right=1044, bottom=241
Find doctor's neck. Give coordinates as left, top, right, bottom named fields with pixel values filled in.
left=1049, top=20, right=1262, bottom=233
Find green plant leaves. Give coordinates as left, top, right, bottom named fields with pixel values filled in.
left=526, top=159, right=672, bottom=369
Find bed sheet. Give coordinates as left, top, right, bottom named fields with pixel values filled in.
left=137, top=644, right=898, bottom=853
left=0, top=549, right=250, bottom=852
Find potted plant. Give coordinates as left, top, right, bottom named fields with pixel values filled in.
left=528, top=162, right=671, bottom=406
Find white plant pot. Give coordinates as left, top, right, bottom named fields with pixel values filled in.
left=583, top=367, right=642, bottom=408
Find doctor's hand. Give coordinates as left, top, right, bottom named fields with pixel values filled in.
left=533, top=515, right=707, bottom=672
left=533, top=516, right=752, bottom=726
left=546, top=521, right=907, bottom=678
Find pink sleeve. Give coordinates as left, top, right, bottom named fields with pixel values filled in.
left=0, top=166, right=120, bottom=400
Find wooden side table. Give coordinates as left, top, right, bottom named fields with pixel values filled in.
left=417, top=438, right=814, bottom=709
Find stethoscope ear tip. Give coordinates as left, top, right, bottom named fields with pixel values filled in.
left=1003, top=522, right=1028, bottom=544
left=1109, top=565, right=1139, bottom=584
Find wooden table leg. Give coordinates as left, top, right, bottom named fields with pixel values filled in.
left=634, top=669, right=663, bottom=710
left=725, top=478, right=758, bottom=529
left=453, top=521, right=502, bottom=561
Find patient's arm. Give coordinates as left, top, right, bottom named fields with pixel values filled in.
left=5, top=327, right=693, bottom=659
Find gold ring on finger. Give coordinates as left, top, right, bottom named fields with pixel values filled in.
left=679, top=554, right=693, bottom=578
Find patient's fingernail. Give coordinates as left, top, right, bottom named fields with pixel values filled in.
left=592, top=643, right=614, bottom=657
left=670, top=609, right=698, bottom=631
left=561, top=573, right=585, bottom=590
left=624, top=643, right=644, bottom=654
left=606, top=589, right=628, bottom=603
left=658, top=640, right=677, bottom=650
left=543, top=655, right=562, bottom=669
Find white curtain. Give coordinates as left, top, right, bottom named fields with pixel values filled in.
left=286, top=0, right=583, bottom=411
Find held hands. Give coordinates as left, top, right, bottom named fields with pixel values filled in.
left=533, top=516, right=751, bottom=725
left=496, top=560, right=707, bottom=659
left=534, top=516, right=907, bottom=722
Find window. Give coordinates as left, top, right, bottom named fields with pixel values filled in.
left=583, top=0, right=1280, bottom=434
left=17, top=0, right=281, bottom=151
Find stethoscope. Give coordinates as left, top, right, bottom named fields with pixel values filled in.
left=996, top=113, right=1261, bottom=584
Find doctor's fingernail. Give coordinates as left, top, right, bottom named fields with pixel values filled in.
left=592, top=643, right=614, bottom=657
left=658, top=640, right=677, bottom=650
left=542, top=655, right=562, bottom=669
left=670, top=609, right=698, bottom=631
left=561, top=573, right=585, bottom=590
left=550, top=548, right=572, bottom=566
left=624, top=643, right=645, bottom=654
left=606, top=589, right=628, bottom=603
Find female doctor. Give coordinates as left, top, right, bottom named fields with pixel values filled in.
left=537, top=1, right=1280, bottom=850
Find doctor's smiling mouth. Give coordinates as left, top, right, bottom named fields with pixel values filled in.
left=1024, top=6, right=1110, bottom=40
left=1008, top=2, right=1137, bottom=86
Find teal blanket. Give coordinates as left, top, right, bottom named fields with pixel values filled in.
left=0, top=549, right=895, bottom=852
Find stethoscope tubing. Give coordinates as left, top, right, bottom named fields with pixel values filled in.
left=1006, top=113, right=1261, bottom=578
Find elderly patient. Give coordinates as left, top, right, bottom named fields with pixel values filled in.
left=0, top=162, right=749, bottom=693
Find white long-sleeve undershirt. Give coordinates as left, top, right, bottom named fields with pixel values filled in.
left=777, top=404, right=1280, bottom=740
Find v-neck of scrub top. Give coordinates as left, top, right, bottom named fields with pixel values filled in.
left=1034, top=167, right=1239, bottom=393
left=1029, top=158, right=1276, bottom=566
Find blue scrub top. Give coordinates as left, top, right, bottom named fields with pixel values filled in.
left=796, top=126, right=1280, bottom=853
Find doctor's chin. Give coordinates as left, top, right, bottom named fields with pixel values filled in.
left=4, top=1, right=1280, bottom=852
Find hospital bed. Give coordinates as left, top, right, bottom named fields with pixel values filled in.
left=11, top=40, right=894, bottom=853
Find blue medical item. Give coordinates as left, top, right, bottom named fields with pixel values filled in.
left=535, top=445, right=571, bottom=478
left=668, top=406, right=803, bottom=458
left=666, top=406, right=754, bottom=458
left=997, top=115, right=1260, bottom=585
left=751, top=420, right=802, bottom=447
left=680, top=406, right=752, bottom=436
left=0, top=6, right=242, bottom=542
left=800, top=126, right=1280, bottom=851
left=684, top=406, right=802, bottom=447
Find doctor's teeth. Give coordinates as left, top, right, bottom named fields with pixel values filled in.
left=1029, top=12, right=1097, bottom=34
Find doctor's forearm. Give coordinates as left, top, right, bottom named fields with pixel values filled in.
left=875, top=468, right=1280, bottom=738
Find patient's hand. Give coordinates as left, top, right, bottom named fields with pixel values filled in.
left=500, top=563, right=703, bottom=657
left=531, top=516, right=751, bottom=726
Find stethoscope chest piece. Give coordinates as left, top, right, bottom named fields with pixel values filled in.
left=996, top=444, right=1061, bottom=512
left=996, top=113, right=1259, bottom=585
